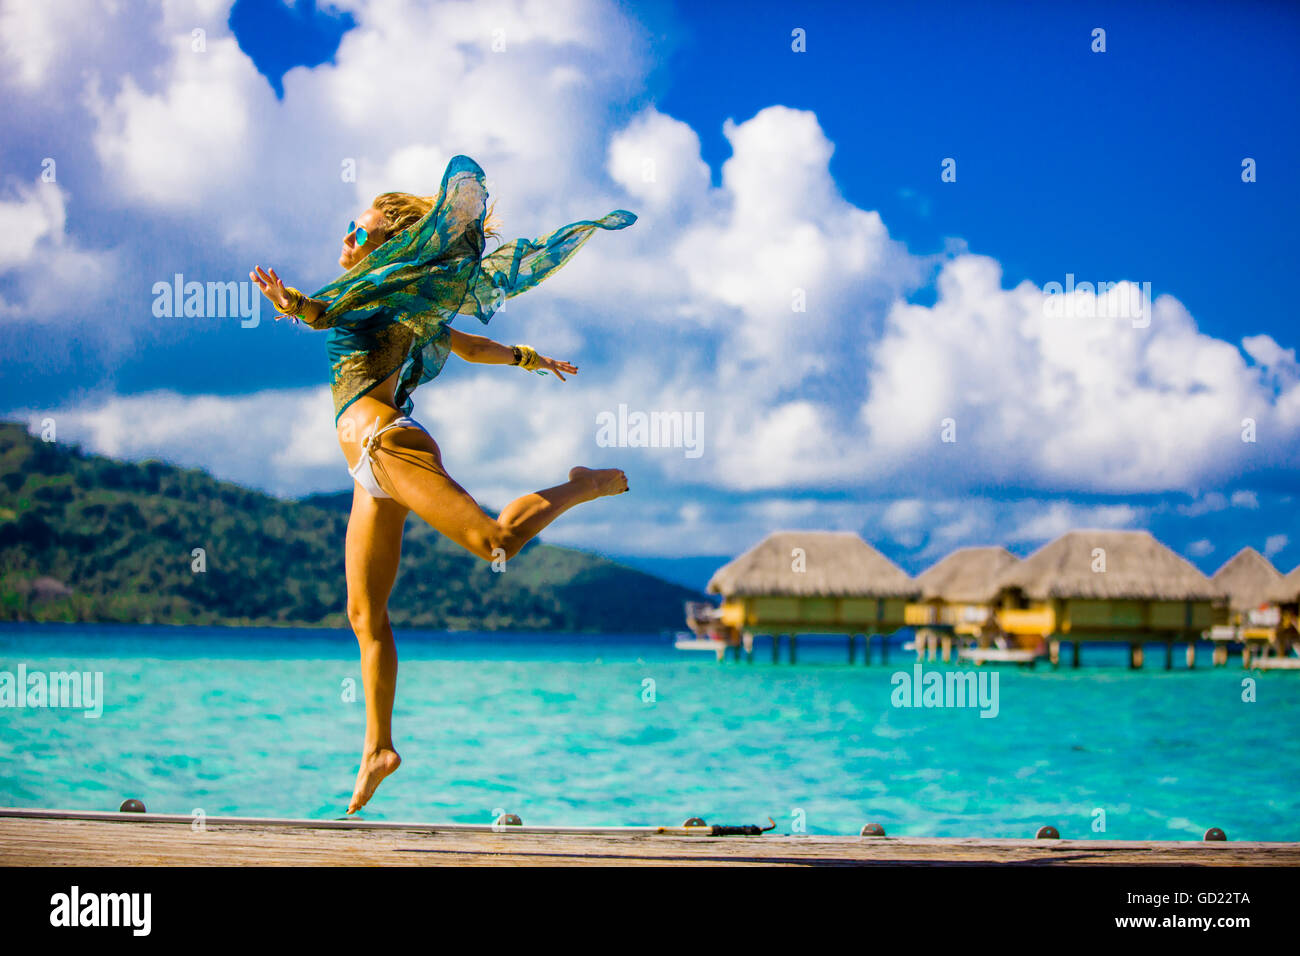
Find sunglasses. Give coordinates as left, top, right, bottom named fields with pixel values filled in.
left=346, top=221, right=369, bottom=247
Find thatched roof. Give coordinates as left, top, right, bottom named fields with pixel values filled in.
left=1210, top=547, right=1282, bottom=611
left=707, top=531, right=917, bottom=598
left=991, top=529, right=1224, bottom=601
left=916, top=546, right=1020, bottom=604
left=1268, top=565, right=1300, bottom=605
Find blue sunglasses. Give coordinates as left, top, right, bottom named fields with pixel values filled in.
left=346, top=221, right=369, bottom=246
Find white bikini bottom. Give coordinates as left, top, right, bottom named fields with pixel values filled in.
left=348, top=414, right=429, bottom=499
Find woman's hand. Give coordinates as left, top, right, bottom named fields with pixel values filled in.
left=534, top=354, right=578, bottom=381
left=248, top=265, right=293, bottom=317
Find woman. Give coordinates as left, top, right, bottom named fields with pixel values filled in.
left=249, top=155, right=636, bottom=814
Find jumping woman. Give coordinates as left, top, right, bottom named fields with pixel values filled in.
left=249, top=155, right=636, bottom=814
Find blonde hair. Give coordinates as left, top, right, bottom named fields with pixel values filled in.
left=371, top=191, right=501, bottom=246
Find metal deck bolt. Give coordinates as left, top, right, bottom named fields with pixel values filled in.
left=1035, top=825, right=1060, bottom=839
left=119, top=799, right=146, bottom=813
left=860, top=823, right=886, bottom=836
left=494, top=813, right=522, bottom=827
left=682, top=817, right=706, bottom=828
left=1203, top=827, right=1227, bottom=842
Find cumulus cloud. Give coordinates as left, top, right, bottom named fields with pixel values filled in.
left=1005, top=501, right=1138, bottom=544
left=0, top=180, right=66, bottom=268
left=86, top=35, right=265, bottom=211
left=860, top=256, right=1300, bottom=493
left=1, top=0, right=1297, bottom=564
left=20, top=386, right=338, bottom=495
left=0, top=0, right=115, bottom=90
left=1264, top=534, right=1288, bottom=560
left=0, top=180, right=118, bottom=320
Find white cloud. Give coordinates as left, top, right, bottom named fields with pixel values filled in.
left=86, top=34, right=264, bottom=210
left=859, top=256, right=1300, bottom=492
left=22, top=387, right=338, bottom=496
left=1, top=0, right=1297, bottom=565
left=0, top=0, right=111, bottom=89
left=882, top=498, right=925, bottom=533
left=0, top=180, right=66, bottom=268
left=1242, top=334, right=1297, bottom=370
left=1178, top=492, right=1229, bottom=517
left=0, top=180, right=118, bottom=321
left=1006, top=501, right=1138, bottom=544
left=607, top=106, right=711, bottom=214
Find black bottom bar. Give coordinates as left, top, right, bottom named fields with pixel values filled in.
left=0, top=863, right=1292, bottom=941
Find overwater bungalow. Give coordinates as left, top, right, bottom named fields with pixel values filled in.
left=988, top=529, right=1226, bottom=669
left=1209, top=547, right=1283, bottom=666
left=703, top=530, right=918, bottom=663
left=905, top=546, right=1020, bottom=663
left=1258, top=565, right=1300, bottom=669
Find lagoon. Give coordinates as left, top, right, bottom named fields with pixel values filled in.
left=1, top=623, right=1295, bottom=840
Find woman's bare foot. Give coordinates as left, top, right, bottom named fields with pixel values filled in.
left=347, top=747, right=401, bottom=814
left=569, top=466, right=629, bottom=500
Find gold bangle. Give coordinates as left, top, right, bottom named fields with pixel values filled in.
left=514, top=344, right=541, bottom=371
left=280, top=286, right=306, bottom=317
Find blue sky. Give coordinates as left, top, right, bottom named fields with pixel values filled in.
left=1, top=0, right=1297, bottom=591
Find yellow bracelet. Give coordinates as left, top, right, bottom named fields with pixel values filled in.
left=280, top=286, right=306, bottom=317
left=514, top=344, right=542, bottom=371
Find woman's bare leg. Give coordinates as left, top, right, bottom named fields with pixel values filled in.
left=369, top=426, right=627, bottom=562
left=344, top=484, right=409, bottom=813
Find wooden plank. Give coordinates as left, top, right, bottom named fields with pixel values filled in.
left=0, top=816, right=1296, bottom=867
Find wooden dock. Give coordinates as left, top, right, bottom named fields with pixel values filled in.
left=2, top=808, right=1296, bottom=866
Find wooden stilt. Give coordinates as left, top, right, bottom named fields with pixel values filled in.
left=848, top=633, right=858, bottom=665
left=940, top=634, right=952, bottom=663
left=1130, top=642, right=1144, bottom=669
left=1213, top=643, right=1228, bottom=666
left=881, top=632, right=889, bottom=665
left=1049, top=639, right=1060, bottom=668
left=772, top=633, right=781, bottom=664
left=1164, top=640, right=1173, bottom=671
left=1186, top=641, right=1195, bottom=669
left=789, top=635, right=798, bottom=665
left=1072, top=640, right=1081, bottom=668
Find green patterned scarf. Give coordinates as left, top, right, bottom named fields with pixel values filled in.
left=303, top=154, right=636, bottom=421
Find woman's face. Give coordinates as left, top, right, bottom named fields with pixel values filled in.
left=339, top=207, right=388, bottom=269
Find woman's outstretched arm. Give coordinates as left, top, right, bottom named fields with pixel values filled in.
left=448, top=328, right=577, bottom=380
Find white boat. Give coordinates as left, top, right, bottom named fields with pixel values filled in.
left=959, top=646, right=1040, bottom=664
left=673, top=631, right=725, bottom=652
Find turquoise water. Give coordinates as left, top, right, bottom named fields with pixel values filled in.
left=1, top=623, right=1296, bottom=840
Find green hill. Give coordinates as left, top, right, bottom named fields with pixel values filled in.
left=0, top=422, right=701, bottom=631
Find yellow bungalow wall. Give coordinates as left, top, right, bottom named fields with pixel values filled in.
left=998, top=597, right=1214, bottom=637
left=719, top=596, right=909, bottom=634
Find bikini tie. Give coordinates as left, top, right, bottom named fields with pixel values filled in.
left=361, top=416, right=385, bottom=461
